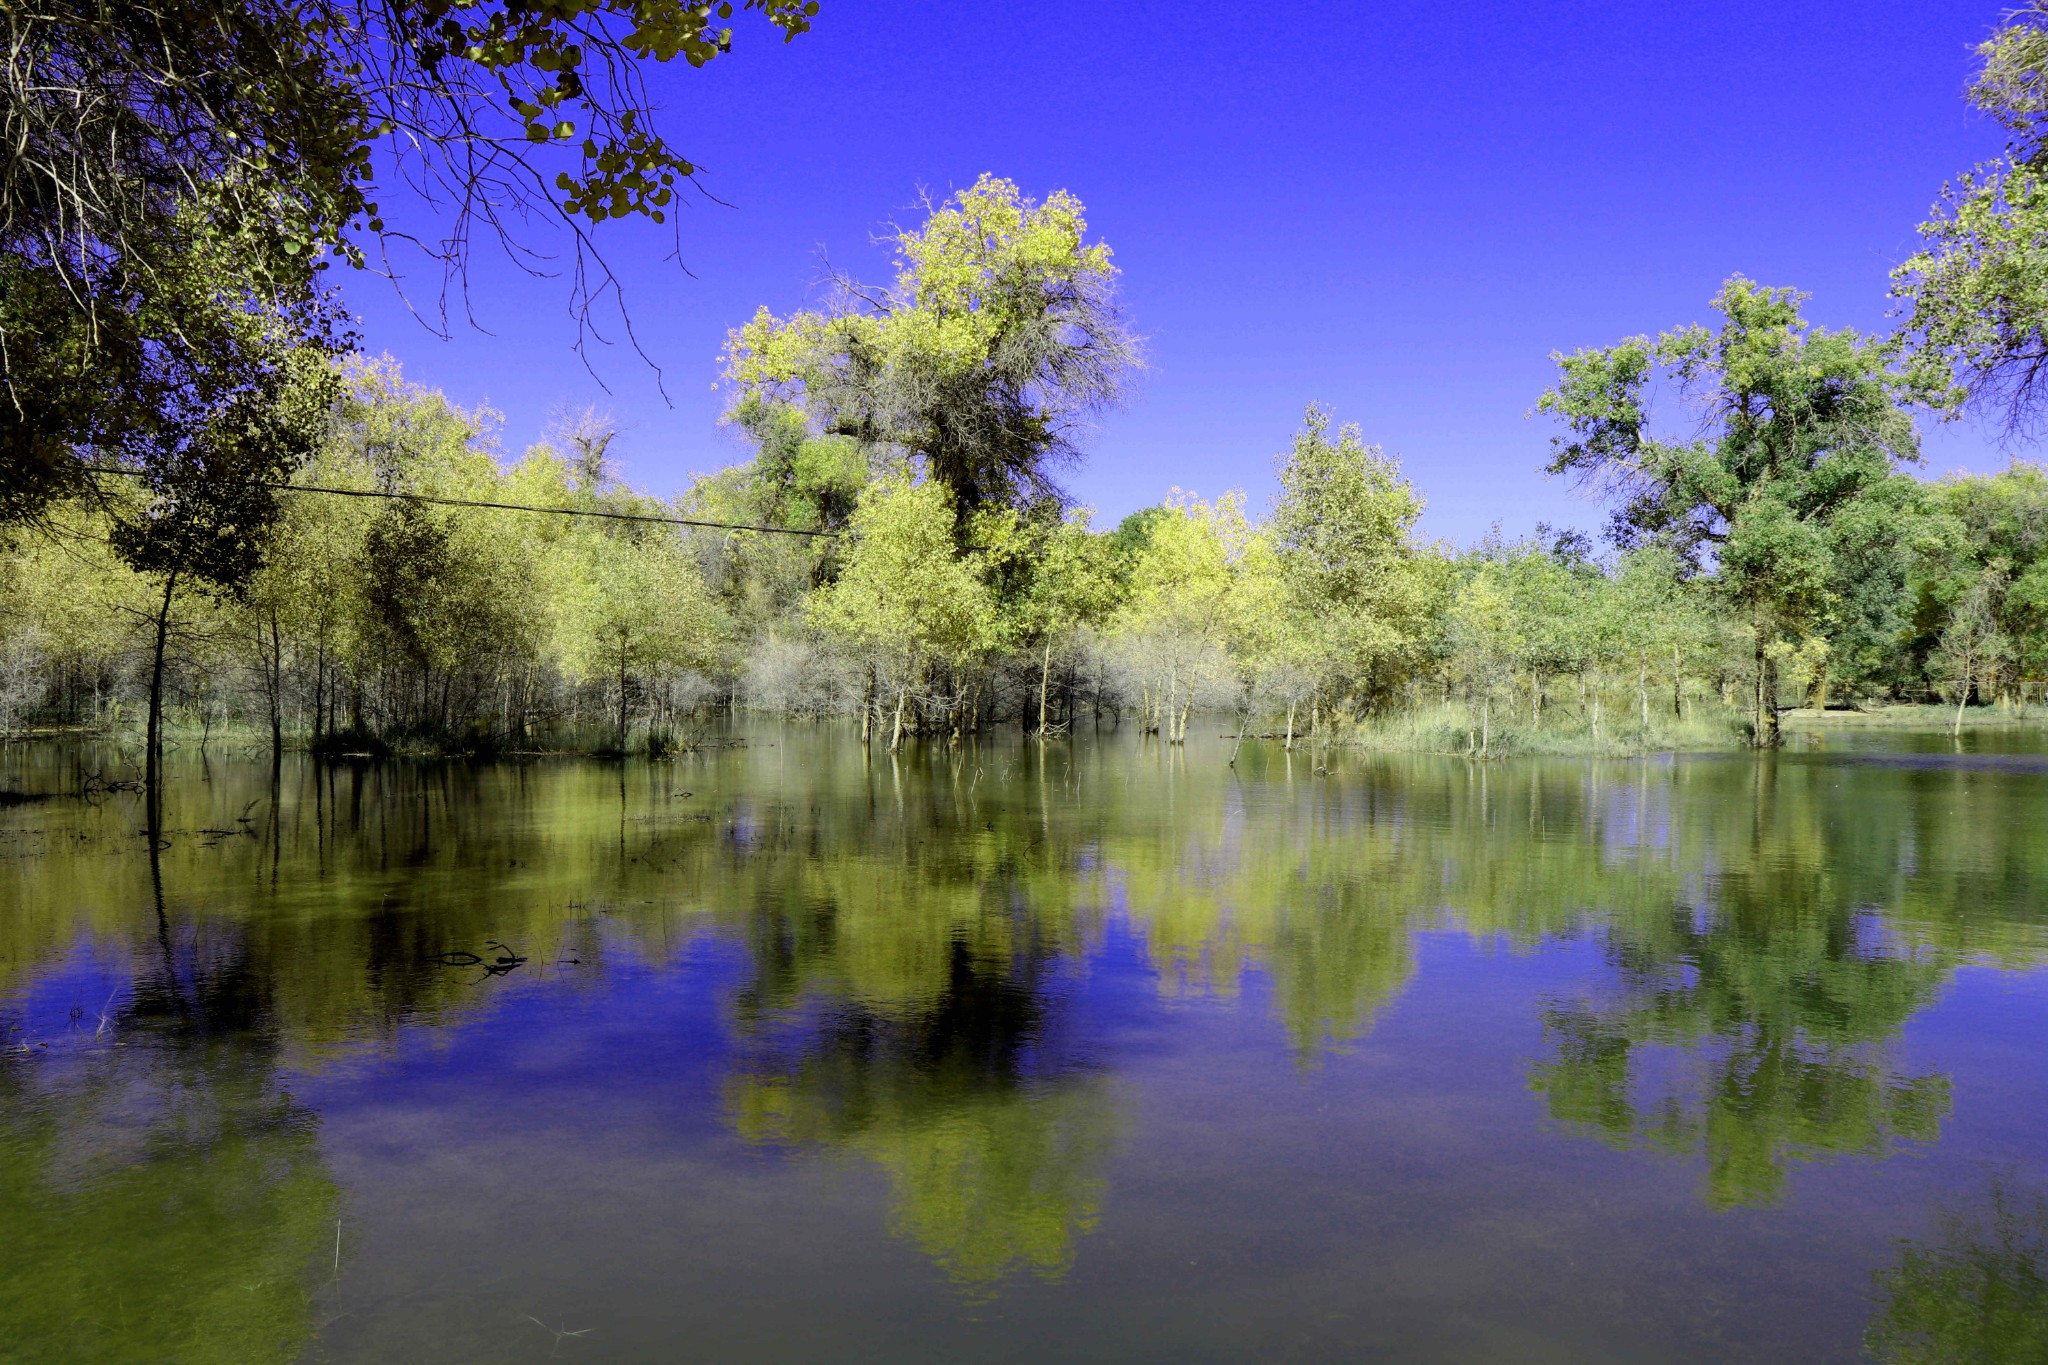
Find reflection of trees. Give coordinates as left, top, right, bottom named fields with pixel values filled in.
left=1866, top=1178, right=2048, bottom=1364
left=7, top=734, right=2048, bottom=1273
left=1528, top=827, right=1953, bottom=1207
left=724, top=941, right=1116, bottom=1290
left=0, top=939, right=338, bottom=1363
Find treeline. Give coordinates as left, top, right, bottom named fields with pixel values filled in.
left=0, top=360, right=725, bottom=755
left=21, top=71, right=2048, bottom=757
left=21, top=10, right=2048, bottom=764
left=3, top=344, right=2047, bottom=758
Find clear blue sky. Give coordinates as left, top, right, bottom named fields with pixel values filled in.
left=344, top=0, right=2016, bottom=546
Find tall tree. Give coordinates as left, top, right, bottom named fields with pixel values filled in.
left=97, top=273, right=338, bottom=789
left=723, top=176, right=1139, bottom=522
left=1268, top=404, right=1437, bottom=713
left=1539, top=277, right=1929, bottom=745
left=1893, top=2, right=2048, bottom=435
left=3, top=0, right=826, bottom=525
left=808, top=475, right=999, bottom=750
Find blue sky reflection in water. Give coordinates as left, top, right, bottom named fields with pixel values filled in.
left=3, top=728, right=2048, bottom=1361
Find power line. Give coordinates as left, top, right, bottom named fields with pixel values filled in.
left=80, top=465, right=841, bottom=539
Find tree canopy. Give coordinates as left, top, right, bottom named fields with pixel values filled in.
left=3, top=0, right=827, bottom=527
left=723, top=175, right=1139, bottom=521
left=1539, top=277, right=1932, bottom=744
left=1895, top=1, right=2048, bottom=435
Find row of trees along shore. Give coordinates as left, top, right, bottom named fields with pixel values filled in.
left=2, top=181, right=2048, bottom=757
left=23, top=2, right=2048, bottom=760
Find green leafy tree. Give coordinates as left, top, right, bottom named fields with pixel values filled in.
left=808, top=475, right=999, bottom=749
left=1539, top=277, right=1929, bottom=745
left=101, top=306, right=337, bottom=788
left=1446, top=563, right=1517, bottom=755
left=724, top=175, right=1139, bottom=520
left=1893, top=3, right=2048, bottom=434
left=1917, top=462, right=2048, bottom=700
left=985, top=508, right=1119, bottom=735
left=1108, top=492, right=1263, bottom=744
left=4, top=1, right=827, bottom=526
left=559, top=524, right=727, bottom=751
left=1931, top=568, right=2012, bottom=736
left=1607, top=546, right=1717, bottom=724
left=1268, top=404, right=1436, bottom=715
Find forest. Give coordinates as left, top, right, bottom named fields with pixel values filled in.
left=14, top=11, right=2048, bottom=762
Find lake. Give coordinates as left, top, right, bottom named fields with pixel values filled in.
left=3, top=725, right=2046, bottom=1362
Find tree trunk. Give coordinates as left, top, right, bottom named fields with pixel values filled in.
left=145, top=571, right=178, bottom=792
left=618, top=631, right=630, bottom=754
left=1954, top=652, right=1971, bottom=739
left=890, top=684, right=908, bottom=752
left=1285, top=701, right=1296, bottom=751
left=1638, top=658, right=1649, bottom=730
left=314, top=642, right=327, bottom=749
left=268, top=607, right=284, bottom=760
left=1754, top=634, right=1781, bottom=748
left=1039, top=638, right=1053, bottom=736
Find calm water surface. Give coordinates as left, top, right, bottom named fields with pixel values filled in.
left=3, top=726, right=2047, bottom=1363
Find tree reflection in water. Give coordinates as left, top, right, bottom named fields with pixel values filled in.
left=2, top=734, right=2047, bottom=1341
left=0, top=927, right=339, bottom=1363
left=1528, top=903, right=1952, bottom=1209
left=1866, top=1178, right=2048, bottom=1364
left=725, top=937, right=1117, bottom=1291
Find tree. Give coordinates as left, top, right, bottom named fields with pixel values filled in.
left=1108, top=492, right=1262, bottom=744
left=1539, top=277, right=1929, bottom=745
left=1932, top=569, right=2010, bottom=737
left=723, top=176, right=1139, bottom=521
left=1893, top=3, right=2048, bottom=435
left=1919, top=461, right=2048, bottom=702
left=1607, top=546, right=1715, bottom=724
left=984, top=508, right=1118, bottom=736
left=3, top=0, right=826, bottom=526
left=99, top=299, right=337, bottom=789
left=1268, top=404, right=1436, bottom=715
left=808, top=475, right=998, bottom=750
left=1446, top=564, right=1516, bottom=756
left=2, top=7, right=359, bottom=525
left=560, top=524, right=726, bottom=752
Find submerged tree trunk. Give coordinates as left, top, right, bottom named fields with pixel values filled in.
left=890, top=684, right=907, bottom=752
left=1753, top=629, right=1781, bottom=748
left=1954, top=652, right=1972, bottom=739
left=313, top=642, right=327, bottom=750
left=1039, top=638, right=1053, bottom=736
left=1285, top=701, right=1296, bottom=751
left=618, top=631, right=631, bottom=754
left=267, top=608, right=284, bottom=763
left=145, top=571, right=178, bottom=792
